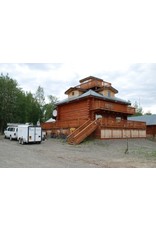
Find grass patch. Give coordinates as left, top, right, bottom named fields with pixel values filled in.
left=149, top=151, right=156, bottom=157
left=144, top=150, right=156, bottom=159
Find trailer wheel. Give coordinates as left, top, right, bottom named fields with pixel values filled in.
left=21, top=139, right=24, bottom=145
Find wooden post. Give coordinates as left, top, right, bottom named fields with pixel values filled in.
left=125, top=138, right=129, bottom=154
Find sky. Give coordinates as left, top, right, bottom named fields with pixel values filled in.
left=0, top=1, right=156, bottom=115
left=1, top=0, right=156, bottom=115
left=0, top=63, right=156, bottom=114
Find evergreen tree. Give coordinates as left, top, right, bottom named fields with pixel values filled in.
left=144, top=111, right=152, bottom=115
left=133, top=101, right=143, bottom=116
left=0, top=73, right=19, bottom=132
left=25, top=92, right=41, bottom=124
left=43, top=95, right=59, bottom=121
left=34, top=86, right=46, bottom=122
left=0, top=74, right=43, bottom=132
left=35, top=86, right=45, bottom=107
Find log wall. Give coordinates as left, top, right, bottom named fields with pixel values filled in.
left=146, top=125, right=156, bottom=138
left=58, top=100, right=90, bottom=121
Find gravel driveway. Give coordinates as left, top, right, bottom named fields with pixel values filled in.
left=1, top=135, right=156, bottom=168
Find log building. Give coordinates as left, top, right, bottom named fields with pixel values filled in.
left=42, top=76, right=146, bottom=144
left=128, top=115, right=156, bottom=140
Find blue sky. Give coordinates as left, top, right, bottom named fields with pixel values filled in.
left=0, top=63, right=156, bottom=114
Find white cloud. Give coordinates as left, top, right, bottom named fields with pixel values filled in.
left=0, top=63, right=156, bottom=113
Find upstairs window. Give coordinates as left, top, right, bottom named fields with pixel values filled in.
left=107, top=91, right=111, bottom=97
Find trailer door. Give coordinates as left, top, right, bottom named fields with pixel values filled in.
left=35, top=127, right=42, bottom=142
left=28, top=127, right=35, bottom=142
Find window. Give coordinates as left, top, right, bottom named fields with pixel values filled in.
left=107, top=91, right=111, bottom=97
left=72, top=92, right=75, bottom=96
left=116, top=117, right=121, bottom=122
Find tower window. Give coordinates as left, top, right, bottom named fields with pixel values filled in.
left=107, top=91, right=111, bottom=97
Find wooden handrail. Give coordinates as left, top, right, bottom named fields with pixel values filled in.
left=67, top=120, right=98, bottom=144
left=41, top=119, right=88, bottom=130
left=73, top=121, right=98, bottom=144
left=99, top=119, right=146, bottom=129
left=67, top=119, right=91, bottom=143
left=90, top=101, right=135, bottom=115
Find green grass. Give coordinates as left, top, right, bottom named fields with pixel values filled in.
left=149, top=151, right=156, bottom=157
left=144, top=150, right=156, bottom=158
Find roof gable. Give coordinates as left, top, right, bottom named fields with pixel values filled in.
left=56, top=89, right=130, bottom=105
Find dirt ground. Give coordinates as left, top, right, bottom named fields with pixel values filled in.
left=1, top=134, right=156, bottom=168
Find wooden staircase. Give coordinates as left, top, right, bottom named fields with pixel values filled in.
left=67, top=119, right=98, bottom=145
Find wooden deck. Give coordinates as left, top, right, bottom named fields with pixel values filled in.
left=90, top=100, right=135, bottom=115
left=41, top=118, right=146, bottom=143
left=99, top=118, right=146, bottom=129
left=41, top=118, right=146, bottom=131
left=77, top=79, right=105, bottom=90
left=41, top=119, right=88, bottom=130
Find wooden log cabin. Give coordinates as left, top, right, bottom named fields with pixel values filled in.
left=128, top=115, right=156, bottom=140
left=42, top=76, right=146, bottom=144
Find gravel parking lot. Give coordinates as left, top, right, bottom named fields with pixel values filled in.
left=1, top=135, right=156, bottom=168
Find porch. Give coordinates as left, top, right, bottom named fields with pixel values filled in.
left=90, top=100, right=135, bottom=115
left=99, top=118, right=146, bottom=129
left=95, top=118, right=146, bottom=139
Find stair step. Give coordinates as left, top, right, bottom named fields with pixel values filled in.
left=67, top=119, right=98, bottom=145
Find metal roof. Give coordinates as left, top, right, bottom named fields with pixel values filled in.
left=128, top=115, right=156, bottom=125
left=56, top=89, right=130, bottom=105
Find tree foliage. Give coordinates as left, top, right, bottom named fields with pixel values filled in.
left=144, top=111, right=152, bottom=115
left=133, top=101, right=143, bottom=116
left=0, top=74, right=20, bottom=132
left=35, top=86, right=45, bottom=107
left=0, top=74, right=59, bottom=133
left=25, top=92, right=41, bottom=124
left=43, top=95, right=59, bottom=121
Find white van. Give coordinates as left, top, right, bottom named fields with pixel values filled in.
left=4, top=126, right=18, bottom=140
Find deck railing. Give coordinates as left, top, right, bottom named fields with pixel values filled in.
left=127, top=107, right=136, bottom=114
left=99, top=118, right=146, bottom=129
left=77, top=79, right=105, bottom=90
left=41, top=119, right=88, bottom=130
left=91, top=101, right=135, bottom=115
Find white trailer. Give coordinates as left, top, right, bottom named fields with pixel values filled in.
left=18, top=125, right=42, bottom=144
